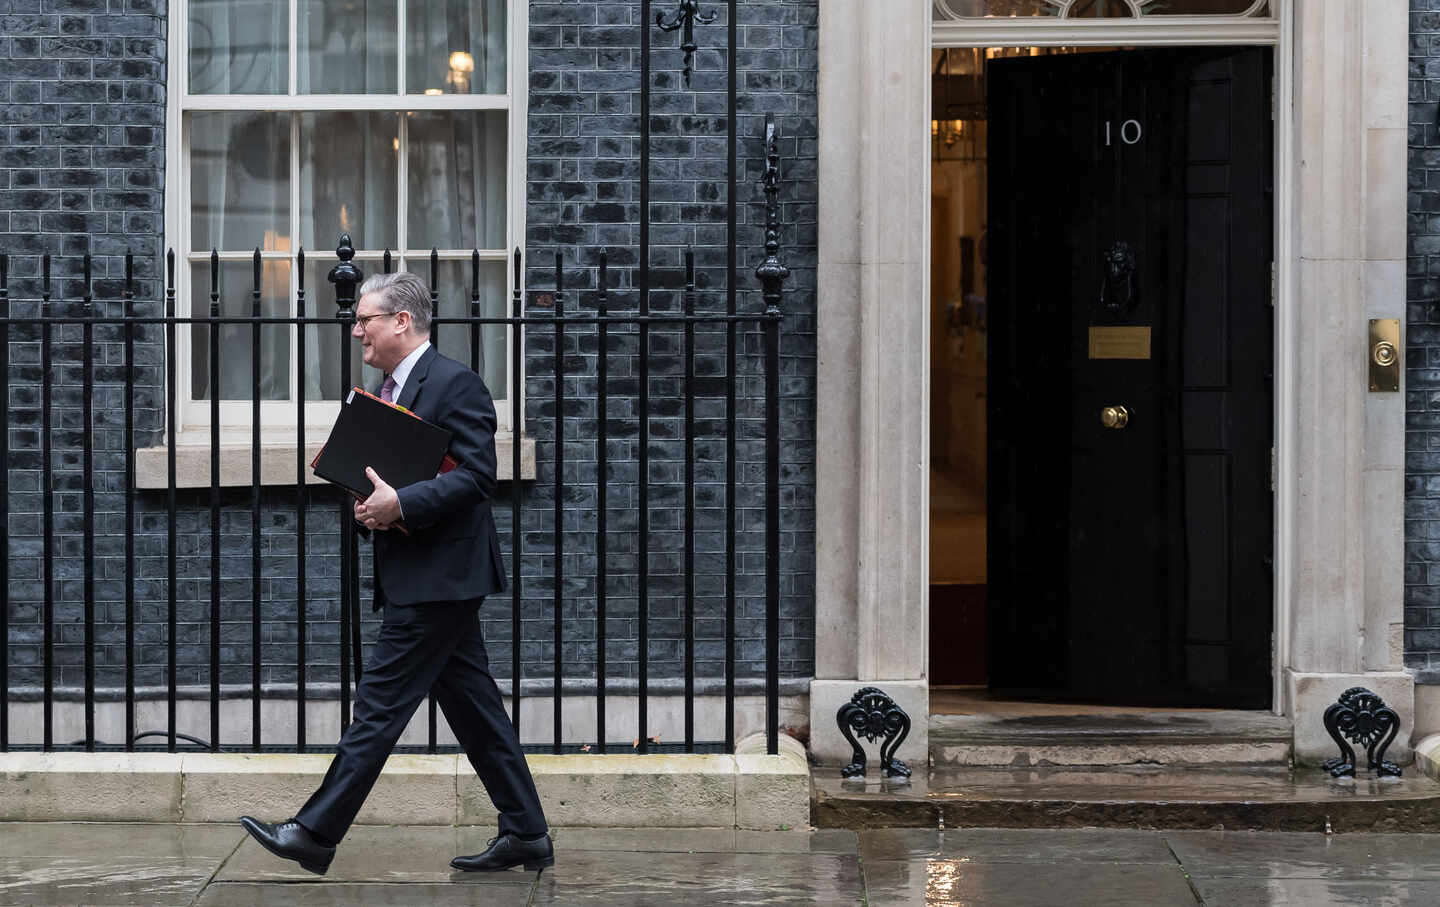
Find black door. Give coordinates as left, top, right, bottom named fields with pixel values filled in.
left=986, top=48, right=1273, bottom=708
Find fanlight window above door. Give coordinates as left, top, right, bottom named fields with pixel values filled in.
left=933, top=0, right=1271, bottom=17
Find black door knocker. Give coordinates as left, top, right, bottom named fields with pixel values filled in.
left=1098, top=240, right=1138, bottom=316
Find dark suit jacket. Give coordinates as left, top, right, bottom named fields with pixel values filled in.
left=366, top=345, right=508, bottom=608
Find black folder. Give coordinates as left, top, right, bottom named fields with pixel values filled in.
left=311, top=387, right=454, bottom=500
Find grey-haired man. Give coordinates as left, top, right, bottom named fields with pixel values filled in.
left=239, top=271, right=551, bottom=875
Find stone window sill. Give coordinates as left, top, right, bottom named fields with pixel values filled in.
left=134, top=432, right=536, bottom=489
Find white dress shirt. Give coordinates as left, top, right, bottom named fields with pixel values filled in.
left=387, top=339, right=431, bottom=403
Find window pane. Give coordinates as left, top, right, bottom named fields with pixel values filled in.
left=410, top=259, right=508, bottom=400
left=191, top=259, right=292, bottom=401
left=1070, top=0, right=1134, bottom=15
left=407, top=111, right=507, bottom=250
left=189, top=0, right=287, bottom=94
left=934, top=0, right=1060, bottom=16
left=298, top=0, right=399, bottom=93
left=1140, top=0, right=1263, bottom=13
left=304, top=257, right=384, bottom=401
left=306, top=258, right=508, bottom=401
left=191, top=112, right=290, bottom=252
left=300, top=113, right=400, bottom=251
left=406, top=0, right=506, bottom=95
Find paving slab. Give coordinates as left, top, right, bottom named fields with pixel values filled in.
left=861, top=859, right=1199, bottom=907
left=1193, top=877, right=1440, bottom=906
left=544, top=826, right=858, bottom=855
left=528, top=850, right=865, bottom=905
left=858, top=827, right=1174, bottom=864
left=0, top=822, right=242, bottom=860
left=0, top=860, right=213, bottom=907
left=0, top=822, right=244, bottom=907
left=195, top=881, right=535, bottom=906
left=1167, top=829, right=1440, bottom=880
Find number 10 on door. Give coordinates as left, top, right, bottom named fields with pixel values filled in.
left=1104, top=119, right=1143, bottom=146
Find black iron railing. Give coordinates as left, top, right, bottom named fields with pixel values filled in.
left=0, top=222, right=786, bottom=757
left=2, top=0, right=789, bottom=760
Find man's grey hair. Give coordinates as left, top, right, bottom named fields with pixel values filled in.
left=357, top=271, right=432, bottom=335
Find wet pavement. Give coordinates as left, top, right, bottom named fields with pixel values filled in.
left=4, top=821, right=1440, bottom=905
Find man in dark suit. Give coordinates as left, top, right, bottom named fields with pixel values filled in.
left=240, top=272, right=551, bottom=876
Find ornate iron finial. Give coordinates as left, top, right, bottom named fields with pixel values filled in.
left=754, top=115, right=789, bottom=318
left=328, top=233, right=364, bottom=314
left=1322, top=687, right=1403, bottom=778
left=837, top=687, right=912, bottom=779
left=657, top=0, right=717, bottom=87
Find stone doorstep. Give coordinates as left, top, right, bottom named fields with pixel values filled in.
left=1413, top=734, right=1440, bottom=783
left=932, top=740, right=1294, bottom=767
left=0, top=744, right=810, bottom=832
left=928, top=709, right=1295, bottom=767
left=810, top=764, right=1440, bottom=833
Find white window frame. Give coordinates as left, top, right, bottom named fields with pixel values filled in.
left=162, top=0, right=528, bottom=438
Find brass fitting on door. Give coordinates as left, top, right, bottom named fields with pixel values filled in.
left=1369, top=319, right=1400, bottom=392
left=1101, top=405, right=1130, bottom=430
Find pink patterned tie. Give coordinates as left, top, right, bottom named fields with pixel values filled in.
left=381, top=375, right=396, bottom=403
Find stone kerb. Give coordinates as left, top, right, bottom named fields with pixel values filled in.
left=0, top=743, right=810, bottom=831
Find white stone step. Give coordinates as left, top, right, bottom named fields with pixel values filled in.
left=929, top=710, right=1293, bottom=768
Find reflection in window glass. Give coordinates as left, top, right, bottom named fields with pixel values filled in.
left=303, top=259, right=384, bottom=401
left=191, top=259, right=292, bottom=400
left=406, top=0, right=506, bottom=94
left=189, top=0, right=286, bottom=94
left=300, top=112, right=400, bottom=251
left=407, top=111, right=507, bottom=251
left=298, top=0, right=398, bottom=93
left=1070, top=0, right=1133, bottom=15
left=191, top=113, right=289, bottom=252
left=302, top=259, right=507, bottom=401
left=935, top=0, right=1059, bottom=16
left=409, top=259, right=508, bottom=399
left=935, top=0, right=1267, bottom=15
left=1140, top=0, right=1264, bottom=13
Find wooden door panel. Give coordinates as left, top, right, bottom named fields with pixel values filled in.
left=987, top=47, right=1273, bottom=707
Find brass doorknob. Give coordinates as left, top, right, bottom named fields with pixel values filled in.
left=1101, top=405, right=1130, bottom=429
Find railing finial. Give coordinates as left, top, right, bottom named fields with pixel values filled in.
left=328, top=232, right=364, bottom=315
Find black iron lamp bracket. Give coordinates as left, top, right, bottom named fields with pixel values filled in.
left=755, top=114, right=790, bottom=317
left=1322, top=686, right=1403, bottom=778
left=836, top=686, right=913, bottom=779
left=657, top=0, right=717, bottom=86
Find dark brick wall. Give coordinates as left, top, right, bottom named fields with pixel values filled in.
left=1410, top=0, right=1440, bottom=679
left=0, top=0, right=819, bottom=705
left=1, top=0, right=178, bottom=691
left=521, top=0, right=818, bottom=685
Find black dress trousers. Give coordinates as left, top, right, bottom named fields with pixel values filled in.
left=295, top=598, right=547, bottom=843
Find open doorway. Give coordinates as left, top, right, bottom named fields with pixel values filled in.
left=928, top=46, right=1104, bottom=688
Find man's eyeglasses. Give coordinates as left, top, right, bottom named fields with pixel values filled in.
left=354, top=311, right=397, bottom=328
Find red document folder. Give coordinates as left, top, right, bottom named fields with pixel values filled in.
left=311, top=387, right=458, bottom=534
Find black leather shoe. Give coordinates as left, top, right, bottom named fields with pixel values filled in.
left=451, top=832, right=554, bottom=872
left=238, top=816, right=336, bottom=876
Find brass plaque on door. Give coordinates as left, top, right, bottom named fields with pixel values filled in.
left=1088, top=326, right=1151, bottom=360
